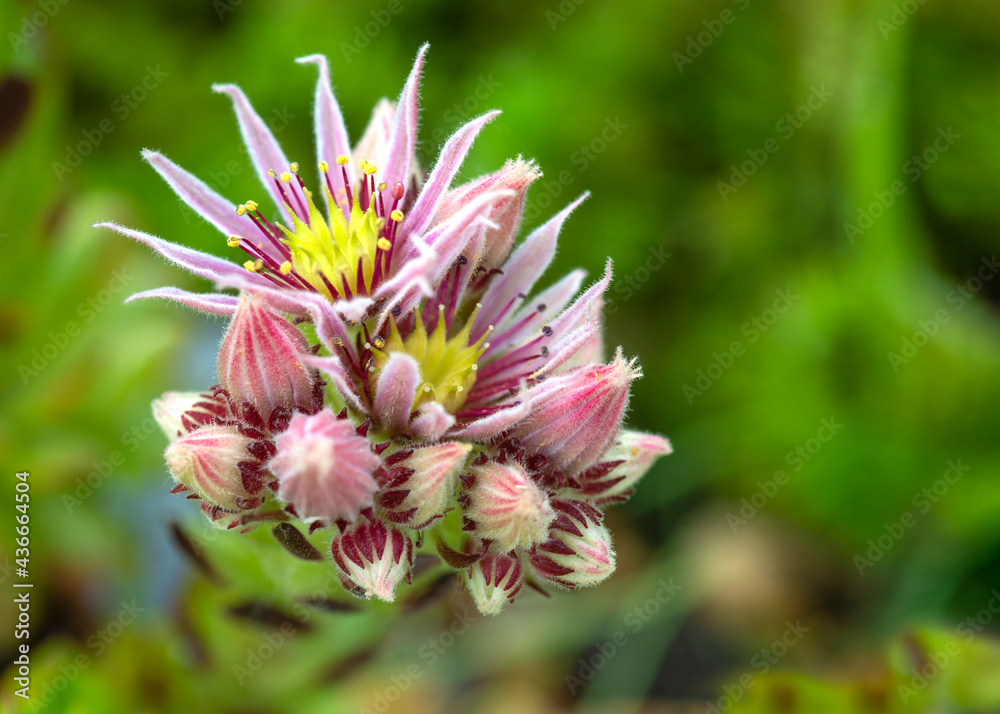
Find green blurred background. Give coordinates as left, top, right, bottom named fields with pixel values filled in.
left=2, top=0, right=1000, bottom=711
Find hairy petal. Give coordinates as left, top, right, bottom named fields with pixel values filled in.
left=125, top=287, right=239, bottom=316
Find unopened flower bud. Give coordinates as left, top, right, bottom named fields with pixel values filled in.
left=331, top=514, right=414, bottom=602
left=153, top=390, right=230, bottom=439
left=217, top=293, right=317, bottom=417
left=165, top=425, right=259, bottom=512
left=513, top=348, right=640, bottom=474
left=377, top=442, right=472, bottom=528
left=577, top=430, right=672, bottom=502
left=465, top=551, right=523, bottom=616
left=435, top=157, right=541, bottom=272
left=530, top=500, right=615, bottom=589
left=269, top=410, right=380, bottom=523
left=464, top=461, right=555, bottom=552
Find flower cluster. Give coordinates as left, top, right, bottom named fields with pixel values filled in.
left=99, top=46, right=672, bottom=614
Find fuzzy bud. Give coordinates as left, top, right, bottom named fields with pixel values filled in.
left=378, top=442, right=471, bottom=528
left=435, top=157, right=541, bottom=272
left=513, top=348, right=640, bottom=474
left=217, top=293, right=317, bottom=417
left=464, top=551, right=523, bottom=616
left=269, top=410, right=380, bottom=523
left=464, top=461, right=555, bottom=552
left=530, top=500, right=616, bottom=589
left=577, top=430, right=672, bottom=503
left=165, top=425, right=259, bottom=512
left=331, top=514, right=414, bottom=602
left=153, top=390, right=230, bottom=439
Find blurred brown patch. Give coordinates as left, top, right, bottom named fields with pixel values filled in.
left=0, top=75, right=32, bottom=149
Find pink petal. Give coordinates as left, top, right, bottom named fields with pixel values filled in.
left=410, top=401, right=455, bottom=442
left=452, top=393, right=533, bottom=442
left=380, top=44, right=428, bottom=190
left=407, top=189, right=513, bottom=290
left=125, top=287, right=239, bottom=316
left=296, top=54, right=354, bottom=214
left=403, top=111, right=501, bottom=243
left=473, top=193, right=589, bottom=337
left=212, top=83, right=293, bottom=221
left=95, top=221, right=263, bottom=286
left=352, top=98, right=394, bottom=170
left=303, top=355, right=367, bottom=414
left=492, top=269, right=586, bottom=351
left=140, top=150, right=276, bottom=255
left=373, top=353, right=420, bottom=432
left=548, top=258, right=612, bottom=338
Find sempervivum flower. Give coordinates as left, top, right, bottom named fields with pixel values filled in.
left=109, top=46, right=672, bottom=610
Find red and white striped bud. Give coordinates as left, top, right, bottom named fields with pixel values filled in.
left=377, top=442, right=472, bottom=528
left=269, top=410, right=380, bottom=523
left=165, top=425, right=260, bottom=512
left=574, top=430, right=673, bottom=503
left=435, top=157, right=541, bottom=273
left=463, top=461, right=555, bottom=552
left=217, top=293, right=317, bottom=417
left=513, top=348, right=639, bottom=474
left=530, top=500, right=616, bottom=589
left=153, top=390, right=230, bottom=439
left=464, top=551, right=523, bottom=616
left=331, top=514, right=414, bottom=602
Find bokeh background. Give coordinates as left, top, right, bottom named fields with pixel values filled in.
left=3, top=0, right=1000, bottom=711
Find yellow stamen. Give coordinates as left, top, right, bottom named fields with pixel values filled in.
left=279, top=261, right=292, bottom=275
left=267, top=169, right=277, bottom=178
left=245, top=200, right=258, bottom=212
left=336, top=155, right=350, bottom=165
left=364, top=163, right=377, bottom=176
left=318, top=160, right=330, bottom=172
left=236, top=204, right=247, bottom=216
left=390, top=210, right=404, bottom=222
left=290, top=162, right=299, bottom=173
left=280, top=172, right=292, bottom=183
left=377, top=238, right=392, bottom=251
left=244, top=260, right=257, bottom=273
left=227, top=236, right=241, bottom=248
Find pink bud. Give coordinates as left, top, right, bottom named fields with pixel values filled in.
left=165, top=425, right=259, bottom=512
left=269, top=410, right=380, bottom=523
left=434, top=157, right=541, bottom=272
left=464, top=461, right=555, bottom=552
left=153, top=390, right=228, bottom=438
left=217, top=293, right=317, bottom=418
left=576, top=430, right=672, bottom=503
left=530, top=500, right=615, bottom=589
left=377, top=442, right=472, bottom=528
left=513, top=348, right=640, bottom=474
left=464, top=551, right=523, bottom=616
left=331, top=514, right=414, bottom=602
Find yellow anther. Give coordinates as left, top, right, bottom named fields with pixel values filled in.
left=245, top=200, right=258, bottom=212
left=318, top=160, right=330, bottom=172
left=364, top=163, right=377, bottom=175
left=336, top=155, right=350, bottom=165
left=244, top=260, right=257, bottom=272
left=255, top=259, right=263, bottom=271
left=236, top=204, right=247, bottom=216
left=359, top=159, right=369, bottom=170
left=290, top=162, right=299, bottom=173
left=267, top=169, right=277, bottom=178
left=279, top=261, right=292, bottom=275
left=372, top=336, right=386, bottom=349
left=390, top=209, right=404, bottom=222
left=377, top=238, right=392, bottom=251
left=378, top=182, right=387, bottom=191
left=280, top=172, right=292, bottom=183
left=227, top=236, right=241, bottom=248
